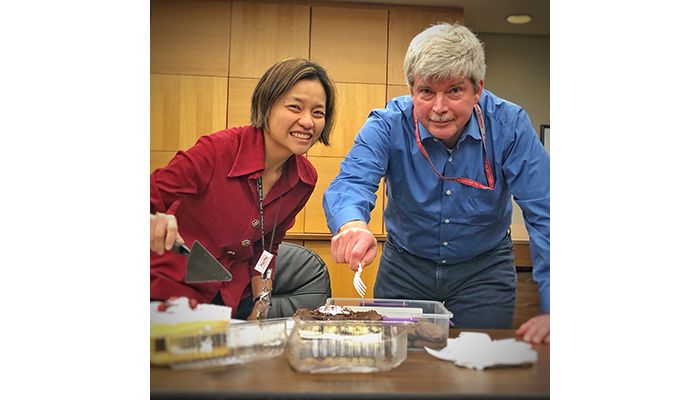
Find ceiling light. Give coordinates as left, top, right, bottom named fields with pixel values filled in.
left=506, top=14, right=532, bottom=24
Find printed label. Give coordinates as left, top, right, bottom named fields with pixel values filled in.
left=254, top=250, right=274, bottom=274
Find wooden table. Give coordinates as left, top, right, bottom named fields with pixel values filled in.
left=151, top=329, right=549, bottom=399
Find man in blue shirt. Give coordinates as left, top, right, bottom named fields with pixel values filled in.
left=323, top=23, right=549, bottom=344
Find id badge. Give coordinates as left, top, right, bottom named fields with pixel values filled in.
left=254, top=250, right=274, bottom=274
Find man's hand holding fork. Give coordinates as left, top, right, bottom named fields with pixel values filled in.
left=330, top=221, right=378, bottom=297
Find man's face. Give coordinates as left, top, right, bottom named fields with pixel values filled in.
left=411, top=77, right=483, bottom=148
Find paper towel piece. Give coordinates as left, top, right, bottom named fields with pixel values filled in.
left=425, top=332, right=537, bottom=370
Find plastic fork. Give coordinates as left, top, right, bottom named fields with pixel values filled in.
left=353, top=263, right=367, bottom=297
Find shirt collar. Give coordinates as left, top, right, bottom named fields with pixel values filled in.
left=415, top=106, right=482, bottom=144
left=226, top=126, right=315, bottom=186
left=280, top=154, right=316, bottom=187
left=227, top=126, right=265, bottom=178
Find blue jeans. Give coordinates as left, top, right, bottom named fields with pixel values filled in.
left=375, top=234, right=516, bottom=328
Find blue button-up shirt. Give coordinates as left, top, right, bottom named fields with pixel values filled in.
left=323, top=90, right=549, bottom=312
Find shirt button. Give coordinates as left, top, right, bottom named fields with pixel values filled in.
left=446, top=189, right=452, bottom=195
left=441, top=259, right=447, bottom=264
left=448, top=157, right=453, bottom=162
left=227, top=250, right=236, bottom=256
left=251, top=219, right=260, bottom=228
left=442, top=241, right=448, bottom=247
left=241, top=239, right=251, bottom=247
left=444, top=218, right=450, bottom=224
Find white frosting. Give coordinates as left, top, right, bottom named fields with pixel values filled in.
left=150, top=297, right=232, bottom=325
left=316, top=305, right=351, bottom=315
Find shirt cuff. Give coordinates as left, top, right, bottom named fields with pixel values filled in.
left=327, top=209, right=368, bottom=235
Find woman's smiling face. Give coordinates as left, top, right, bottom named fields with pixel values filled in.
left=265, top=79, right=327, bottom=157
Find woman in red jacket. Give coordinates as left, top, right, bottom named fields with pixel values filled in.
left=150, top=58, right=336, bottom=320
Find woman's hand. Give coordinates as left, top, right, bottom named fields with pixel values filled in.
left=150, top=212, right=183, bottom=255
left=246, top=300, right=269, bottom=320
left=248, top=275, right=272, bottom=320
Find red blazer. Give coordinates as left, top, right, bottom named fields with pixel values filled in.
left=150, top=126, right=317, bottom=313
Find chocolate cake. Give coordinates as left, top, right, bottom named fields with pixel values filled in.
left=293, top=305, right=383, bottom=321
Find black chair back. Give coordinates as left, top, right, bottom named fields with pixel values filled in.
left=269, top=242, right=331, bottom=318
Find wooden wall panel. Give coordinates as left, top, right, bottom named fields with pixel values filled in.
left=230, top=2, right=310, bottom=78
left=310, top=7, right=388, bottom=84
left=387, top=84, right=410, bottom=102
left=151, top=0, right=231, bottom=76
left=308, top=82, right=386, bottom=157
left=510, top=223, right=532, bottom=267
left=387, top=8, right=464, bottom=85
left=151, top=74, right=228, bottom=151
left=227, top=77, right=259, bottom=128
left=304, top=156, right=341, bottom=234
left=513, top=271, right=541, bottom=328
left=305, top=157, right=383, bottom=235
left=151, top=150, right=177, bottom=173
left=286, top=208, right=305, bottom=234
left=306, top=241, right=383, bottom=299
left=514, top=244, right=532, bottom=267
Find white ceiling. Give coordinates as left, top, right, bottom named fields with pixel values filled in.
left=316, top=0, right=549, bottom=36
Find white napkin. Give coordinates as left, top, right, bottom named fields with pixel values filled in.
left=425, top=332, right=537, bottom=370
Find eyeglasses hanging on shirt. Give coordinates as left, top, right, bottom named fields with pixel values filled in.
left=412, top=104, right=495, bottom=190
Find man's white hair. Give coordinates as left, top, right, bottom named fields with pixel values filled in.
left=404, top=23, right=486, bottom=90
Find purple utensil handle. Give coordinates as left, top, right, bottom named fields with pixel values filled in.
left=359, top=301, right=410, bottom=307
left=382, top=317, right=417, bottom=322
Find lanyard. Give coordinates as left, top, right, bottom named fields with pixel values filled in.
left=256, top=177, right=282, bottom=254
left=412, top=104, right=495, bottom=190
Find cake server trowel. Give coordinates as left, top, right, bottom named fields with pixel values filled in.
left=173, top=240, right=232, bottom=283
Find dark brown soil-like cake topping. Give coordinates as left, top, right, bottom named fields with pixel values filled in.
left=293, top=306, right=383, bottom=321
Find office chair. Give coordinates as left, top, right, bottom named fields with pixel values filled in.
left=269, top=242, right=332, bottom=318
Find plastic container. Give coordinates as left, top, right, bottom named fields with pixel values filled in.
left=150, top=318, right=290, bottom=368
left=227, top=318, right=290, bottom=362
left=325, top=298, right=453, bottom=350
left=286, top=320, right=407, bottom=373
